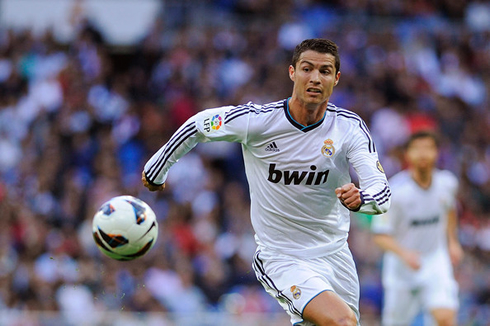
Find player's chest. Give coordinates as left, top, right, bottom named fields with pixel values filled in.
left=400, top=186, right=450, bottom=226
left=247, top=127, right=348, bottom=171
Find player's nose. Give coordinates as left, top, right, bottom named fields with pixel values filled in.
left=309, top=69, right=321, bottom=83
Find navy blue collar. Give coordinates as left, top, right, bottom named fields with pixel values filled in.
left=284, top=97, right=325, bottom=132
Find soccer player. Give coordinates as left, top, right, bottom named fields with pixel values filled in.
left=371, top=131, right=463, bottom=326
left=142, top=38, right=391, bottom=326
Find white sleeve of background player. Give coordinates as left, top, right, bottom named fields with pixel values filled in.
left=444, top=170, right=459, bottom=211
left=371, top=194, right=400, bottom=234
left=347, top=124, right=391, bottom=215
left=371, top=211, right=394, bottom=235
left=144, top=105, right=249, bottom=185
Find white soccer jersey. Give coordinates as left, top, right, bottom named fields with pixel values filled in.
left=371, top=169, right=458, bottom=285
left=145, top=99, right=391, bottom=258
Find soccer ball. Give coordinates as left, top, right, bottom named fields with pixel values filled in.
left=92, top=195, right=158, bottom=261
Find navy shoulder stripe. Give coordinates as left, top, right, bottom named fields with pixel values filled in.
left=225, top=101, right=283, bottom=124
left=327, top=104, right=376, bottom=153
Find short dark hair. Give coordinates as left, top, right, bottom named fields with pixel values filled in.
left=405, top=130, right=440, bottom=149
left=291, top=38, right=340, bottom=74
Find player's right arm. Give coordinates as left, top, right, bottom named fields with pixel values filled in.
left=372, top=233, right=421, bottom=270
left=141, top=171, right=165, bottom=192
left=142, top=104, right=249, bottom=189
left=371, top=193, right=421, bottom=270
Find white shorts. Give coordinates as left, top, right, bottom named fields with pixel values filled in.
left=381, top=250, right=459, bottom=325
left=252, top=245, right=360, bottom=326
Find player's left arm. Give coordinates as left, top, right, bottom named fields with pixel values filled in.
left=447, top=207, right=463, bottom=266
left=344, top=122, right=391, bottom=214
left=445, top=172, right=463, bottom=266
left=335, top=183, right=362, bottom=211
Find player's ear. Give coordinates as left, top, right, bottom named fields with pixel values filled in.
left=289, top=65, right=295, bottom=81
left=334, top=71, right=341, bottom=86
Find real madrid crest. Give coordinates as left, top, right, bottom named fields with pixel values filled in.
left=290, top=285, right=301, bottom=300
left=321, top=139, right=335, bottom=157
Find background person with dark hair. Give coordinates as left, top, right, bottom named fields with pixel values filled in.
left=372, top=131, right=463, bottom=326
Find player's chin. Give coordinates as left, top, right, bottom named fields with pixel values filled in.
left=417, top=162, right=434, bottom=171
left=305, top=94, right=327, bottom=104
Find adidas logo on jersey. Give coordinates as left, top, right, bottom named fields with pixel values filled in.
left=265, top=142, right=280, bottom=152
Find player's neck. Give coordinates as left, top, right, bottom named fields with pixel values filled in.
left=411, top=169, right=433, bottom=189
left=288, top=97, right=328, bottom=126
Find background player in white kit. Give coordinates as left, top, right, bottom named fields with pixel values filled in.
left=142, top=38, right=391, bottom=326
left=371, top=131, right=463, bottom=326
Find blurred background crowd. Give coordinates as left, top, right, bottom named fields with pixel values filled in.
left=0, top=0, right=489, bottom=325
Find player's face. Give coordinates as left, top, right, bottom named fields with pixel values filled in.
left=289, top=50, right=340, bottom=106
left=406, top=137, right=438, bottom=172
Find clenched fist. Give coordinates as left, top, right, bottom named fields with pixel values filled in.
left=335, top=183, right=362, bottom=211
left=141, top=171, right=165, bottom=192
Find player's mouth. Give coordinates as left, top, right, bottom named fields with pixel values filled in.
left=306, top=88, right=322, bottom=95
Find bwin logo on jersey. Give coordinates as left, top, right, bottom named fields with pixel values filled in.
left=267, top=164, right=330, bottom=185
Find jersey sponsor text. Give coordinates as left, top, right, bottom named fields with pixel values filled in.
left=410, top=215, right=440, bottom=227
left=267, top=163, right=329, bottom=185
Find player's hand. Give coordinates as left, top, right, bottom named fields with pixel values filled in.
left=401, top=250, right=421, bottom=270
left=335, top=183, right=362, bottom=211
left=448, top=241, right=464, bottom=266
left=141, top=171, right=165, bottom=192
